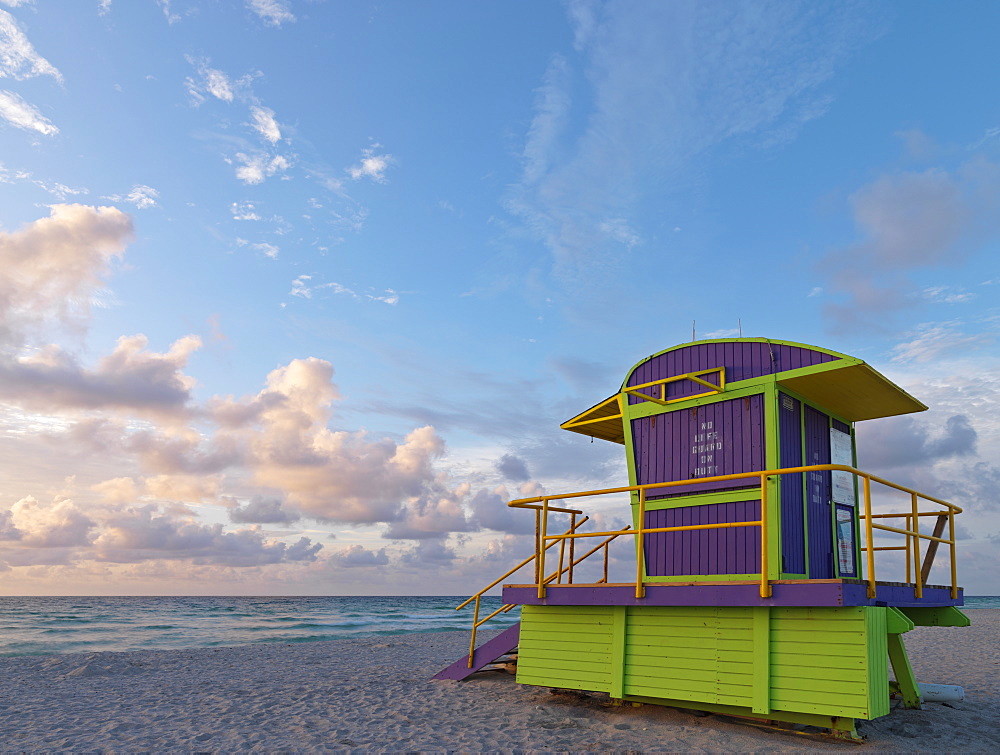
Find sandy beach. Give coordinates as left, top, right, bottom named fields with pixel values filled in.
left=0, top=608, right=996, bottom=752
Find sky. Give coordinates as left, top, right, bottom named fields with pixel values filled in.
left=0, top=0, right=998, bottom=596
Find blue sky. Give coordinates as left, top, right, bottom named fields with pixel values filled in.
left=0, top=0, right=998, bottom=595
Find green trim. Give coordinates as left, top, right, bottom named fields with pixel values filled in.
left=624, top=379, right=773, bottom=419
left=763, top=385, right=781, bottom=581
left=644, top=573, right=760, bottom=583
left=618, top=338, right=853, bottom=391
left=885, top=607, right=915, bottom=634
left=899, top=606, right=970, bottom=627
left=610, top=606, right=627, bottom=698
left=619, top=695, right=860, bottom=738
left=642, top=488, right=761, bottom=510
left=751, top=607, right=771, bottom=714
left=887, top=632, right=921, bottom=710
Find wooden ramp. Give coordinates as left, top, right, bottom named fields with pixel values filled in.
left=431, top=622, right=520, bottom=681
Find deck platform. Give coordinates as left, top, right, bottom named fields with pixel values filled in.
left=502, top=579, right=962, bottom=608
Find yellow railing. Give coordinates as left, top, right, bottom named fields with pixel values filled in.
left=506, top=464, right=962, bottom=602
left=452, top=505, right=633, bottom=668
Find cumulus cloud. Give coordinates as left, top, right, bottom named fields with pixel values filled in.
left=496, top=453, right=530, bottom=482
left=0, top=89, right=57, bottom=134
left=0, top=203, right=134, bottom=346
left=858, top=414, right=977, bottom=472
left=468, top=486, right=534, bottom=535
left=92, top=504, right=320, bottom=565
left=247, top=0, right=295, bottom=27
left=249, top=105, right=281, bottom=143
left=6, top=495, right=94, bottom=547
left=228, top=496, right=299, bottom=524
left=0, top=335, right=201, bottom=417
left=348, top=147, right=393, bottom=182
left=327, top=544, right=389, bottom=568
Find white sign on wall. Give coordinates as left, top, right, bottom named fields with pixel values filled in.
left=830, top=428, right=856, bottom=506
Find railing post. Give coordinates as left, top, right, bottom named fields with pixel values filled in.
left=534, top=508, right=541, bottom=585
left=949, top=511, right=958, bottom=600
left=904, top=513, right=912, bottom=584
left=537, top=499, right=549, bottom=599
left=759, top=474, right=771, bottom=598
left=863, top=476, right=876, bottom=599
left=467, top=595, right=481, bottom=668
left=911, top=493, right=923, bottom=599
left=568, top=512, right=576, bottom=584
left=603, top=542, right=610, bottom=583
left=635, top=488, right=646, bottom=599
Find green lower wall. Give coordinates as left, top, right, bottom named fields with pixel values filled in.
left=516, top=604, right=890, bottom=721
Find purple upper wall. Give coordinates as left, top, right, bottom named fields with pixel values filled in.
left=625, top=341, right=838, bottom=404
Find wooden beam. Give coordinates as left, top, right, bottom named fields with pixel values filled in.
left=919, top=514, right=948, bottom=585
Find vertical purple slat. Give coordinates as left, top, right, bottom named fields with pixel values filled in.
left=625, top=341, right=838, bottom=391
left=779, top=392, right=805, bottom=574
left=804, top=405, right=833, bottom=578
left=645, top=499, right=762, bottom=576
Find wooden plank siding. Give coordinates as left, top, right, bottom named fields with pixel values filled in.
left=516, top=604, right=891, bottom=721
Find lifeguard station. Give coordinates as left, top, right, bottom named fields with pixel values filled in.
left=434, top=338, right=968, bottom=740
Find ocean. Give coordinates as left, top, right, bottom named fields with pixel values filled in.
left=0, top=595, right=995, bottom=658
left=0, top=595, right=517, bottom=657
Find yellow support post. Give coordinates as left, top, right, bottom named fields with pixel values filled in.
left=863, top=476, right=876, bottom=599
left=759, top=474, right=771, bottom=598
left=949, top=511, right=958, bottom=600
left=635, top=488, right=646, bottom=599
left=911, top=493, right=923, bottom=599
left=537, top=498, right=549, bottom=600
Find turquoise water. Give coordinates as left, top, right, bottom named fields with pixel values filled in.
left=0, top=595, right=994, bottom=658
left=0, top=596, right=517, bottom=657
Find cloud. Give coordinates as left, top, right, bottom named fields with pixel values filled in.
left=496, top=454, right=530, bottom=482
left=287, top=277, right=399, bottom=305
left=0, top=334, right=201, bottom=417
left=92, top=504, right=320, bottom=566
left=327, top=544, right=389, bottom=568
left=468, top=486, right=534, bottom=536
left=247, top=0, right=295, bottom=27
left=234, top=152, right=290, bottom=184
left=228, top=496, right=299, bottom=524
left=98, top=1, right=112, bottom=16
left=858, top=414, right=977, bottom=472
left=6, top=495, right=94, bottom=547
left=184, top=57, right=237, bottom=104
left=0, top=9, right=62, bottom=82
left=823, top=159, right=1000, bottom=328
left=0, top=89, right=57, bottom=134
left=250, top=241, right=279, bottom=258
left=509, top=1, right=877, bottom=285
left=890, top=321, right=994, bottom=364
left=230, top=201, right=261, bottom=221
left=249, top=105, right=281, bottom=143
left=0, top=204, right=134, bottom=346
left=348, top=148, right=393, bottom=182
left=104, top=184, right=159, bottom=209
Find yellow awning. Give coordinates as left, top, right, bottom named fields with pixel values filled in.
left=776, top=361, right=927, bottom=421
left=560, top=395, right=624, bottom=444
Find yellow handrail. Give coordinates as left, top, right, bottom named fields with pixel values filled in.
left=508, top=464, right=961, bottom=602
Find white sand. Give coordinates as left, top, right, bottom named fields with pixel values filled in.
left=0, top=608, right=997, bottom=752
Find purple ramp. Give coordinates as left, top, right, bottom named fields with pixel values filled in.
left=431, top=622, right=520, bottom=681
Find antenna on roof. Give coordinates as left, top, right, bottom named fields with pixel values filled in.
left=738, top=318, right=742, bottom=338
left=692, top=320, right=696, bottom=341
